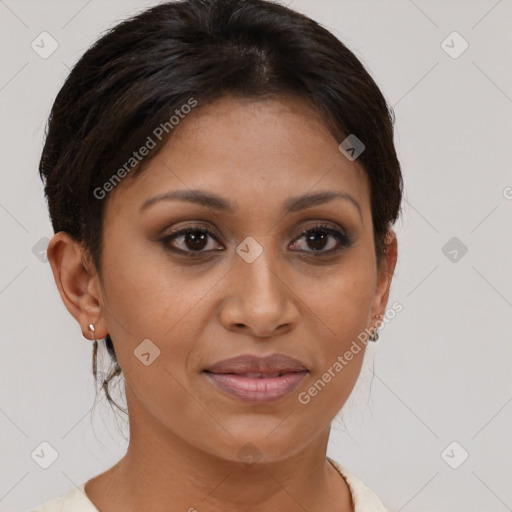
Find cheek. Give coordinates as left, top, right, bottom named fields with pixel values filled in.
left=309, top=259, right=376, bottom=338
left=99, top=245, right=220, bottom=391
left=298, top=273, right=374, bottom=418
left=304, top=255, right=376, bottom=393
left=100, top=242, right=200, bottom=332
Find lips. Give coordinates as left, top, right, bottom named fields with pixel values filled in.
left=203, top=353, right=309, bottom=403
left=204, top=353, right=308, bottom=375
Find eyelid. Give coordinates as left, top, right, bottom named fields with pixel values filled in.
left=294, top=220, right=348, bottom=236
left=162, top=222, right=223, bottom=240
left=161, top=220, right=347, bottom=241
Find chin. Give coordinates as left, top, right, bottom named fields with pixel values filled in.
left=201, top=429, right=309, bottom=466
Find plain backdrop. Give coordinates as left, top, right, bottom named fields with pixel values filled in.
left=1, top=1, right=511, bottom=511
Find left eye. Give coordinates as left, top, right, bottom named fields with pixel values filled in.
left=290, top=225, right=352, bottom=253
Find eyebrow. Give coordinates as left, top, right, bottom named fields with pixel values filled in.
left=140, top=189, right=362, bottom=218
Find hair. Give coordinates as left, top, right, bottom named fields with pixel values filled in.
left=39, top=0, right=403, bottom=414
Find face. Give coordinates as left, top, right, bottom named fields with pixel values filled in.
left=50, top=95, right=396, bottom=464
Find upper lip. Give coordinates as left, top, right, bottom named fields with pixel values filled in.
left=204, top=353, right=308, bottom=375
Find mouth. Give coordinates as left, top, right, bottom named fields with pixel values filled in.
left=202, top=352, right=309, bottom=403
left=203, top=370, right=309, bottom=403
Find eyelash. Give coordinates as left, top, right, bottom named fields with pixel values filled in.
left=159, top=223, right=353, bottom=258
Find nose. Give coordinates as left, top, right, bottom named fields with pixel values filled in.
left=218, top=242, right=299, bottom=338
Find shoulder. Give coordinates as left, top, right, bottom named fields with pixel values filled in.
left=327, top=457, right=389, bottom=512
left=25, top=494, right=64, bottom=512
left=25, top=482, right=98, bottom=512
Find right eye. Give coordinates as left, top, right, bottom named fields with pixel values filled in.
left=160, top=226, right=224, bottom=255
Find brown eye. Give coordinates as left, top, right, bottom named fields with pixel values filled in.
left=290, top=225, right=352, bottom=254
left=161, top=227, right=223, bottom=254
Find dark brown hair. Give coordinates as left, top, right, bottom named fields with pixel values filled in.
left=39, top=0, right=403, bottom=414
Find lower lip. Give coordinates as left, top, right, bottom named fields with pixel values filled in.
left=203, top=371, right=308, bottom=404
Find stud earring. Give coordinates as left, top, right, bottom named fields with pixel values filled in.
left=88, top=323, right=96, bottom=342
left=369, top=314, right=384, bottom=342
left=369, top=330, right=379, bottom=342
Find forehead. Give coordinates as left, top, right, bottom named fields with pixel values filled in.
left=106, top=95, right=370, bottom=219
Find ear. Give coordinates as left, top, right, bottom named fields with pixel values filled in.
left=46, top=232, right=109, bottom=340
left=370, top=229, right=398, bottom=323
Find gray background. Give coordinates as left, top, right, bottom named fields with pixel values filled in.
left=1, top=0, right=511, bottom=510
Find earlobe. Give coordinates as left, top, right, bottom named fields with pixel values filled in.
left=46, top=232, right=107, bottom=340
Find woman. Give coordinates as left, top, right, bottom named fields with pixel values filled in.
left=34, top=0, right=402, bottom=510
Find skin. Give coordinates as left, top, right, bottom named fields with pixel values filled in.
left=47, top=94, right=397, bottom=512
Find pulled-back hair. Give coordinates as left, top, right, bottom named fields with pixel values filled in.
left=39, top=0, right=403, bottom=413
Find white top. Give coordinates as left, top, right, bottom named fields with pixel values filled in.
left=27, top=457, right=387, bottom=512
